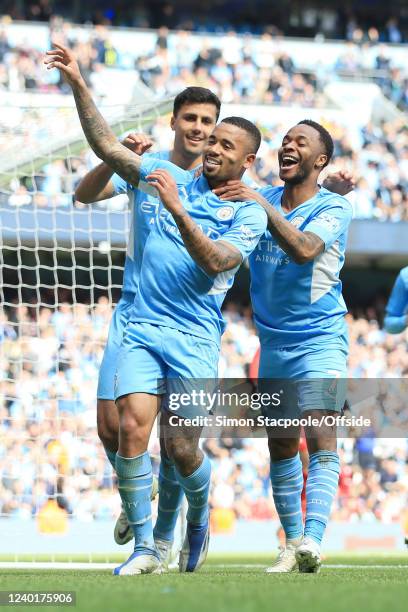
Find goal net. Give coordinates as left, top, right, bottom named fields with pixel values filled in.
left=0, top=97, right=178, bottom=564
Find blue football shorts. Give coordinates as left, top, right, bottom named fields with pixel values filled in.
left=258, top=334, right=348, bottom=415
left=114, top=321, right=220, bottom=418
left=97, top=293, right=135, bottom=401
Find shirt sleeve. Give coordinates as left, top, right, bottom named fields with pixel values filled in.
left=303, top=198, right=353, bottom=250
left=110, top=151, right=170, bottom=195
left=111, top=173, right=129, bottom=195
left=139, top=156, right=191, bottom=184
left=384, top=272, right=408, bottom=334
left=257, top=185, right=283, bottom=202
left=219, top=202, right=267, bottom=260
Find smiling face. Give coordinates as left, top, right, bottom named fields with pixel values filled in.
left=278, top=124, right=328, bottom=185
left=202, top=122, right=256, bottom=185
left=171, top=102, right=218, bottom=159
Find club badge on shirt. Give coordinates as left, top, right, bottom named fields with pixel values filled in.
left=216, top=206, right=234, bottom=220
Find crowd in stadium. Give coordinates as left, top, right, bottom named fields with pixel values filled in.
left=2, top=1, right=407, bottom=42
left=1, top=298, right=407, bottom=524
left=1, top=19, right=407, bottom=111
left=1, top=16, right=407, bottom=220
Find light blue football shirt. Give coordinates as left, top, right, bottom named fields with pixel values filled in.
left=384, top=266, right=408, bottom=333
left=249, top=186, right=353, bottom=347
left=112, top=154, right=257, bottom=295
left=111, top=151, right=173, bottom=295
left=128, top=156, right=267, bottom=345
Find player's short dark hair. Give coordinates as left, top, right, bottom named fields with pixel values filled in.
left=298, top=119, right=334, bottom=167
left=298, top=119, right=334, bottom=168
left=173, top=87, right=221, bottom=119
left=221, top=116, right=262, bottom=154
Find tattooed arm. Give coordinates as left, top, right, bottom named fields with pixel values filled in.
left=256, top=195, right=324, bottom=264
left=75, top=133, right=153, bottom=203
left=173, top=214, right=242, bottom=275
left=45, top=42, right=143, bottom=187
left=213, top=181, right=324, bottom=264
left=147, top=170, right=242, bottom=275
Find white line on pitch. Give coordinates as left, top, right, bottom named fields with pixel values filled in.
left=0, top=562, right=407, bottom=570
left=0, top=562, right=116, bottom=570
left=324, top=564, right=408, bottom=569
left=212, top=563, right=408, bottom=569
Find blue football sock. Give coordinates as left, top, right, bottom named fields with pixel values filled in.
left=270, top=454, right=304, bottom=541
left=153, top=455, right=184, bottom=542
left=105, top=448, right=117, bottom=471
left=175, top=455, right=211, bottom=526
left=115, top=452, right=157, bottom=555
left=304, top=450, right=340, bottom=545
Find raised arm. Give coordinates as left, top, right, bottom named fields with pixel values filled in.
left=147, top=170, right=242, bottom=276
left=45, top=42, right=143, bottom=187
left=75, top=134, right=153, bottom=203
left=213, top=181, right=323, bottom=264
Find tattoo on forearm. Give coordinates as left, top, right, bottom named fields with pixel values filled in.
left=256, top=196, right=323, bottom=261
left=173, top=212, right=241, bottom=274
left=209, top=240, right=242, bottom=273
left=72, top=82, right=141, bottom=186
left=303, top=232, right=325, bottom=251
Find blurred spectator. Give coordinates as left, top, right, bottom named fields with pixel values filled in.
left=386, top=18, right=403, bottom=45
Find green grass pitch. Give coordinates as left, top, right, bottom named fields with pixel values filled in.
left=1, top=555, right=407, bottom=612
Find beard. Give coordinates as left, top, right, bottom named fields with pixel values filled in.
left=280, top=164, right=311, bottom=185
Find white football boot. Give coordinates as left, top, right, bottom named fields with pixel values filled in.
left=295, top=536, right=322, bottom=573
left=265, top=538, right=301, bottom=573
left=154, top=538, right=173, bottom=572
left=113, top=551, right=161, bottom=576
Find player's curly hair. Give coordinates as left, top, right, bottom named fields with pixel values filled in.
left=298, top=119, right=334, bottom=167
left=173, top=87, right=221, bottom=119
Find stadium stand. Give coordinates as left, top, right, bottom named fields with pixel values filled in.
left=1, top=20, right=406, bottom=219
left=0, top=19, right=406, bottom=111
left=1, top=300, right=408, bottom=524
left=2, top=1, right=407, bottom=42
